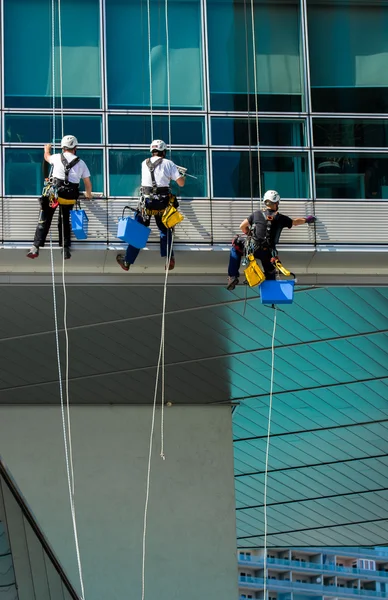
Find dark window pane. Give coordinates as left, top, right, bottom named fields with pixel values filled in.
left=315, top=153, right=388, bottom=199
left=4, top=0, right=101, bottom=109
left=207, top=0, right=303, bottom=111
left=108, top=116, right=205, bottom=145
left=109, top=150, right=207, bottom=197
left=4, top=115, right=102, bottom=144
left=212, top=151, right=308, bottom=198
left=211, top=118, right=305, bottom=146
left=313, top=119, right=388, bottom=148
left=5, top=149, right=103, bottom=195
left=308, top=1, right=388, bottom=113
left=106, top=0, right=203, bottom=109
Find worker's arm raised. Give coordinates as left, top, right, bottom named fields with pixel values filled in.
left=293, top=215, right=316, bottom=226
left=44, top=143, right=52, bottom=163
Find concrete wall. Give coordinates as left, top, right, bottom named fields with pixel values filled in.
left=0, top=405, right=238, bottom=600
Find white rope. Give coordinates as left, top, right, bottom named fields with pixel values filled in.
left=165, top=0, right=172, bottom=158
left=263, top=309, right=277, bottom=600
left=141, top=232, right=174, bottom=600
left=249, top=0, right=263, bottom=209
left=50, top=1, right=85, bottom=597
left=146, top=0, right=153, bottom=140
left=58, top=0, right=64, bottom=138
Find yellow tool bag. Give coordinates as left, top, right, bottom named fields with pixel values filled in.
left=244, top=255, right=266, bottom=287
left=162, top=204, right=184, bottom=229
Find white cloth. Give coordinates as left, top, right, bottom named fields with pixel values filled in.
left=48, top=151, right=90, bottom=183
left=141, top=156, right=181, bottom=188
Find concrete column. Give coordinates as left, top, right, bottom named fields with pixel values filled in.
left=0, top=405, right=238, bottom=600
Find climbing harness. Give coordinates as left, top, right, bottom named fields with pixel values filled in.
left=49, top=1, right=85, bottom=597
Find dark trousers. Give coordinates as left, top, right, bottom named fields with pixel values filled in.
left=33, top=198, right=73, bottom=248
left=124, top=212, right=174, bottom=265
left=228, top=246, right=277, bottom=280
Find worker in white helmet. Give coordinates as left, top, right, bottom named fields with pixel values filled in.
left=116, top=139, right=186, bottom=272
left=27, top=135, right=92, bottom=260
left=227, top=190, right=316, bottom=290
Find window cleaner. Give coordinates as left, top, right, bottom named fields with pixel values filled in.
left=227, top=190, right=316, bottom=291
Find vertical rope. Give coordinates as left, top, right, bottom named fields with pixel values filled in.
left=50, top=1, right=85, bottom=597
left=147, top=0, right=154, bottom=140
left=249, top=0, right=263, bottom=209
left=165, top=0, right=172, bottom=158
left=263, top=309, right=277, bottom=600
left=141, top=232, right=174, bottom=600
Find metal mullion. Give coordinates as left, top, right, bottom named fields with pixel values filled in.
left=105, top=109, right=206, bottom=116
left=314, top=147, right=388, bottom=154
left=209, top=110, right=308, bottom=118
left=99, top=0, right=107, bottom=114
left=200, top=0, right=210, bottom=115
left=212, top=146, right=307, bottom=153
left=312, top=112, right=388, bottom=119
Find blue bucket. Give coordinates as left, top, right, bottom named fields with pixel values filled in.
left=260, top=280, right=295, bottom=305
left=117, top=207, right=151, bottom=249
left=71, top=204, right=89, bottom=240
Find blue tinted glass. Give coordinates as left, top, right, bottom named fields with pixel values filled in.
left=5, top=149, right=103, bottom=196
left=109, top=150, right=207, bottom=197
left=207, top=0, right=303, bottom=111
left=212, top=151, right=308, bottom=198
left=308, top=1, right=388, bottom=113
left=315, top=153, right=388, bottom=199
left=4, top=115, right=102, bottom=144
left=313, top=119, right=388, bottom=148
left=108, top=116, right=205, bottom=145
left=106, top=0, right=203, bottom=109
left=4, top=0, right=101, bottom=108
left=211, top=118, right=305, bottom=146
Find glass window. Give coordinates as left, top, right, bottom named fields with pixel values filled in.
left=308, top=1, right=388, bottom=113
left=4, top=0, right=101, bottom=108
left=313, top=119, right=388, bottom=148
left=5, top=149, right=103, bottom=196
left=108, top=116, right=205, bottom=145
left=207, top=0, right=303, bottom=111
left=212, top=151, right=308, bottom=198
left=4, top=115, right=102, bottom=144
left=211, top=118, right=305, bottom=146
left=109, top=150, right=207, bottom=197
left=106, top=0, right=203, bottom=109
left=315, top=152, right=388, bottom=199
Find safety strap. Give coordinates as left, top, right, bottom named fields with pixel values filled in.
left=146, top=157, right=164, bottom=194
left=61, top=153, right=80, bottom=185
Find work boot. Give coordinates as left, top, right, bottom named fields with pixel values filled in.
left=226, top=276, right=239, bottom=291
left=116, top=254, right=130, bottom=272
left=165, top=257, right=175, bottom=271
left=27, top=245, right=39, bottom=259
left=62, top=247, right=71, bottom=260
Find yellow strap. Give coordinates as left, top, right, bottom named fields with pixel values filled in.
left=274, top=259, right=291, bottom=277
left=58, top=197, right=76, bottom=205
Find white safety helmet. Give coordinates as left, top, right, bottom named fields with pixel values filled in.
left=150, top=139, right=167, bottom=153
left=61, top=135, right=78, bottom=149
left=263, top=190, right=280, bottom=207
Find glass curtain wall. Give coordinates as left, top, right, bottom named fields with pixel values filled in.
left=1, top=0, right=387, bottom=245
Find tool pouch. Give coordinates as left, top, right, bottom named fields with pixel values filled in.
left=244, top=254, right=266, bottom=288
left=162, top=204, right=184, bottom=229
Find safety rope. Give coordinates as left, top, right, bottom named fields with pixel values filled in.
left=263, top=309, right=277, bottom=600
left=50, top=1, right=85, bottom=597
left=141, top=233, right=174, bottom=600
left=165, top=0, right=172, bottom=159
left=249, top=0, right=263, bottom=209
left=147, top=0, right=153, bottom=140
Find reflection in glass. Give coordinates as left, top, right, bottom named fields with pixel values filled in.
left=5, top=115, right=102, bottom=144
left=308, top=1, right=388, bottom=113
left=315, top=153, right=388, bottom=199
left=5, top=149, right=103, bottom=196
left=109, top=150, right=207, bottom=197
left=106, top=0, right=203, bottom=109
left=4, top=0, right=101, bottom=108
left=108, top=116, right=205, bottom=145
left=212, top=151, right=308, bottom=198
left=211, top=118, right=305, bottom=146
left=313, top=119, right=388, bottom=148
left=207, top=0, right=303, bottom=111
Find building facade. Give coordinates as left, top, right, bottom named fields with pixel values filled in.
left=1, top=0, right=388, bottom=247
left=238, top=548, right=388, bottom=600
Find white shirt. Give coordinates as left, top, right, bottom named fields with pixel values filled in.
left=141, top=156, right=181, bottom=188
left=48, top=151, right=90, bottom=184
